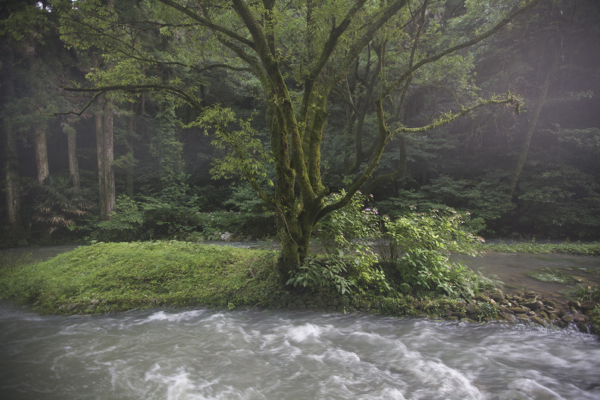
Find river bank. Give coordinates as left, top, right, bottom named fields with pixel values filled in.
left=1, top=241, right=598, bottom=336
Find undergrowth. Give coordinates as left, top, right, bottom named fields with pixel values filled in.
left=484, top=241, right=600, bottom=256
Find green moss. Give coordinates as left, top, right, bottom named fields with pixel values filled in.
left=484, top=241, right=600, bottom=256
left=0, top=241, right=499, bottom=318
left=0, top=242, right=284, bottom=314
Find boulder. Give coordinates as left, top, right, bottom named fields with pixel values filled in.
left=581, top=301, right=597, bottom=312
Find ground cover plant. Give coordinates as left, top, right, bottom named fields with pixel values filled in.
left=0, top=242, right=283, bottom=314
left=484, top=241, right=600, bottom=256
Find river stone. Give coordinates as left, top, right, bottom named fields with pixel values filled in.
left=557, top=308, right=567, bottom=317
left=515, top=314, right=529, bottom=322
left=522, top=301, right=543, bottom=310
left=452, top=311, right=467, bottom=318
left=66, top=303, right=78, bottom=311
left=573, top=314, right=590, bottom=324
left=561, top=315, right=573, bottom=323
left=510, top=307, right=527, bottom=313
left=500, top=312, right=517, bottom=323
left=581, top=301, right=597, bottom=312
left=531, top=316, right=548, bottom=327
left=554, top=319, right=568, bottom=328
left=568, top=300, right=581, bottom=309
left=491, top=290, right=505, bottom=302
left=474, top=294, right=491, bottom=302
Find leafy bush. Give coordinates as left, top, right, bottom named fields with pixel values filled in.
left=379, top=208, right=482, bottom=296
left=289, top=191, right=389, bottom=294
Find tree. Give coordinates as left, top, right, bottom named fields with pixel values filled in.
left=57, top=0, right=540, bottom=276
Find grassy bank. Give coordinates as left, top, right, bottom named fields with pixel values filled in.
left=0, top=242, right=286, bottom=314
left=484, top=241, right=600, bottom=256
left=1, top=241, right=599, bottom=336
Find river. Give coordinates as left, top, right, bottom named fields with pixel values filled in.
left=1, top=245, right=599, bottom=399
left=1, top=302, right=599, bottom=400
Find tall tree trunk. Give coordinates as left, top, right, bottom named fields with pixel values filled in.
left=4, top=120, right=23, bottom=235
left=126, top=110, right=134, bottom=197
left=34, top=126, right=49, bottom=184
left=67, top=126, right=80, bottom=188
left=508, top=50, right=559, bottom=197
left=95, top=102, right=106, bottom=220
left=103, top=100, right=115, bottom=218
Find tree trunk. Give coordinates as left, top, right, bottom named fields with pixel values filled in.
left=4, top=120, right=23, bottom=235
left=508, top=50, right=559, bottom=197
left=34, top=126, right=49, bottom=184
left=67, top=126, right=79, bottom=188
left=126, top=107, right=135, bottom=197
left=95, top=102, right=106, bottom=220
left=103, top=100, right=115, bottom=218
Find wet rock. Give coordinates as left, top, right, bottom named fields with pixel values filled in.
left=510, top=307, right=528, bottom=314
left=561, top=315, right=573, bottom=323
left=522, top=301, right=543, bottom=311
left=557, top=308, right=567, bottom=318
left=581, top=301, right=597, bottom=312
left=545, top=300, right=556, bottom=308
left=500, top=312, right=516, bottom=323
left=445, top=316, right=459, bottom=321
left=573, top=314, right=590, bottom=324
left=66, top=303, right=78, bottom=311
left=515, top=313, right=529, bottom=322
left=531, top=316, right=548, bottom=327
left=491, top=290, right=505, bottom=303
left=452, top=311, right=467, bottom=318
left=527, top=311, right=537, bottom=317
left=554, top=320, right=568, bottom=328
left=474, top=294, right=491, bottom=303
left=90, top=299, right=99, bottom=305
left=568, top=300, right=581, bottom=309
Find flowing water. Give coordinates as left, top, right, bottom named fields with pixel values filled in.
left=1, top=302, right=599, bottom=400
left=1, top=245, right=599, bottom=399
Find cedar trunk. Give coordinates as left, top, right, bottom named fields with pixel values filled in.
left=34, top=126, right=49, bottom=184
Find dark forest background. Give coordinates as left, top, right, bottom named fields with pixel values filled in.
left=1, top=0, right=599, bottom=247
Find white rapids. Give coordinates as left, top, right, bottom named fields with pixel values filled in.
left=0, top=302, right=599, bottom=400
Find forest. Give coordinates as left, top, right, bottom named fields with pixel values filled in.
left=1, top=0, right=599, bottom=261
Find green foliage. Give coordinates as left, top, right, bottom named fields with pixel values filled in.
left=380, top=209, right=482, bottom=296
left=95, top=195, right=144, bottom=241
left=286, top=256, right=355, bottom=295
left=32, top=176, right=95, bottom=235
left=564, top=284, right=600, bottom=303
left=485, top=241, right=600, bottom=256
left=0, top=242, right=281, bottom=314
left=93, top=180, right=203, bottom=241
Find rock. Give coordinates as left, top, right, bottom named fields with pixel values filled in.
left=500, top=312, right=517, bottom=323
left=573, top=314, right=590, bottom=324
left=491, top=290, right=505, bottom=302
left=561, top=315, right=573, bottom=323
left=545, top=300, right=556, bottom=308
left=220, top=232, right=233, bottom=241
left=554, top=320, right=567, bottom=328
left=510, top=307, right=528, bottom=314
left=568, top=300, right=581, bottom=309
left=445, top=316, right=459, bottom=321
left=452, top=311, right=467, bottom=318
left=581, top=301, right=597, bottom=312
left=522, top=301, right=543, bottom=311
left=531, top=316, right=548, bottom=327
left=557, top=308, right=567, bottom=317
left=90, top=299, right=99, bottom=305
left=66, top=303, right=78, bottom=311
left=527, top=311, right=537, bottom=316
left=474, top=294, right=491, bottom=302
